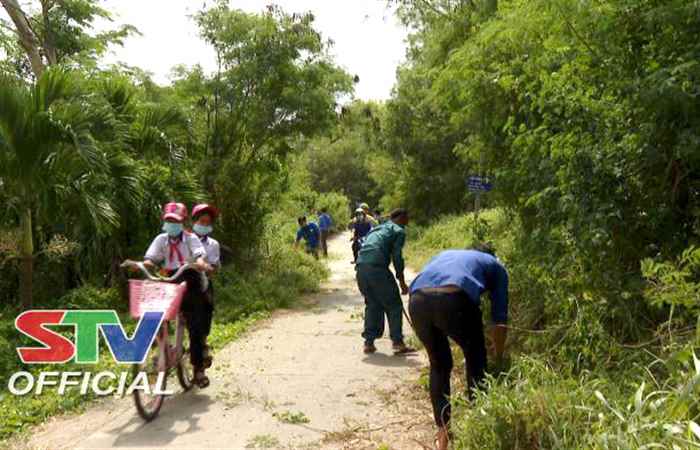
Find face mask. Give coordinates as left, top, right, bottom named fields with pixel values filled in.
left=162, top=222, right=183, bottom=237
left=194, top=224, right=213, bottom=236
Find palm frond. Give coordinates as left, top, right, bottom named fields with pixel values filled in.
left=100, top=77, right=137, bottom=119
left=106, top=151, right=145, bottom=210
left=127, top=103, right=190, bottom=160
left=0, top=75, right=28, bottom=166
left=84, top=194, right=120, bottom=237
left=31, top=68, right=77, bottom=114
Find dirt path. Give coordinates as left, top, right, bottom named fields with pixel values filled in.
left=10, top=233, right=434, bottom=450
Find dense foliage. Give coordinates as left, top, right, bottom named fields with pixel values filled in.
left=0, top=1, right=350, bottom=438
left=386, top=0, right=700, bottom=445
left=0, top=1, right=351, bottom=309
left=387, top=0, right=700, bottom=347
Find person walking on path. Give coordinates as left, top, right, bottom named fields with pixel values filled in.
left=191, top=203, right=221, bottom=370
left=359, top=202, right=379, bottom=226
left=348, top=208, right=373, bottom=263
left=408, top=245, right=509, bottom=450
left=318, top=208, right=333, bottom=257
left=355, top=208, right=416, bottom=355
left=295, top=216, right=321, bottom=259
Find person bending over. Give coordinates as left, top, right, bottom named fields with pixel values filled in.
left=295, top=216, right=321, bottom=259
left=408, top=244, right=509, bottom=450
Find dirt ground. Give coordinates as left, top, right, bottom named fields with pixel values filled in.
left=8, top=233, right=435, bottom=450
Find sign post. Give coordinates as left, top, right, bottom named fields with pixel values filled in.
left=467, top=175, right=493, bottom=220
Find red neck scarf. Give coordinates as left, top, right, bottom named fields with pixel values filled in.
left=168, top=234, right=185, bottom=266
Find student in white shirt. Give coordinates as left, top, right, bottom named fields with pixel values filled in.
left=143, top=202, right=213, bottom=388
left=191, top=204, right=221, bottom=369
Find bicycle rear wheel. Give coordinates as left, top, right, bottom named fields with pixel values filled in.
left=133, top=328, right=168, bottom=421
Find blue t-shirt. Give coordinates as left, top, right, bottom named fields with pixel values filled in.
left=296, top=223, right=320, bottom=248
left=319, top=213, right=333, bottom=231
left=352, top=221, right=372, bottom=239
left=409, top=250, right=509, bottom=323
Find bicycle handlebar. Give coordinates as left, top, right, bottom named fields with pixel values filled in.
left=120, top=260, right=198, bottom=282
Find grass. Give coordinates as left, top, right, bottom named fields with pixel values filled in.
left=245, top=434, right=280, bottom=449
left=272, top=410, right=310, bottom=425
left=216, top=386, right=254, bottom=410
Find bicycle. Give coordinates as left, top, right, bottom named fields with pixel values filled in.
left=120, top=260, right=201, bottom=421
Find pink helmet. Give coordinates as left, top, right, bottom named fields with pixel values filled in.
left=162, top=202, right=188, bottom=222
left=192, top=203, right=219, bottom=221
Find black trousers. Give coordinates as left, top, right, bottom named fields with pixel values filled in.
left=173, top=269, right=214, bottom=369
left=408, top=290, right=487, bottom=427
left=352, top=239, right=361, bottom=262
left=320, top=230, right=330, bottom=257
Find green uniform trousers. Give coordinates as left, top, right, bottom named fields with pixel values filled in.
left=356, top=264, right=404, bottom=344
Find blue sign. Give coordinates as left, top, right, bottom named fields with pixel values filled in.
left=467, top=176, right=493, bottom=193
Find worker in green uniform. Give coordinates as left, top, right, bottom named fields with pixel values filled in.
left=356, top=208, right=416, bottom=355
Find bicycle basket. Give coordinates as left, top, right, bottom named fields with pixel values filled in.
left=128, top=280, right=187, bottom=321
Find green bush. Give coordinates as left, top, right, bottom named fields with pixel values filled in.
left=45, top=286, right=122, bottom=311
left=405, top=210, right=508, bottom=268
left=453, top=354, right=700, bottom=449
left=642, top=246, right=700, bottom=319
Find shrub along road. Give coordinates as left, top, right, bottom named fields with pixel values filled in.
left=10, top=233, right=433, bottom=450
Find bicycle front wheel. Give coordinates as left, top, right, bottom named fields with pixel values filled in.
left=133, top=328, right=168, bottom=421
left=176, top=315, right=195, bottom=391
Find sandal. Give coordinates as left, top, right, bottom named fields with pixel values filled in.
left=203, top=346, right=213, bottom=369
left=392, top=342, right=418, bottom=355
left=435, top=427, right=450, bottom=450
left=194, top=370, right=210, bottom=389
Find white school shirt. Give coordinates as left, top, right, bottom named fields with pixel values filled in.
left=145, top=232, right=206, bottom=271
left=197, top=235, right=221, bottom=267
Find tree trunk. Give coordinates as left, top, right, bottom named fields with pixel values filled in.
left=19, top=206, right=34, bottom=309
left=0, top=0, right=46, bottom=77
left=41, top=0, right=58, bottom=65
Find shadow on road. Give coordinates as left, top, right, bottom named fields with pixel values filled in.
left=301, top=291, right=361, bottom=314
left=362, top=353, right=423, bottom=368
left=108, top=392, right=213, bottom=448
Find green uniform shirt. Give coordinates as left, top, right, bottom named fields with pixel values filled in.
left=356, top=220, right=406, bottom=279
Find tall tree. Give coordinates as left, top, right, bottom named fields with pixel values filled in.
left=0, top=0, right=44, bottom=75
left=0, top=68, right=112, bottom=307
left=0, top=0, right=136, bottom=77
left=180, top=4, right=353, bottom=261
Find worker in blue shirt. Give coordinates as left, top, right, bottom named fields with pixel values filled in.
left=408, top=244, right=509, bottom=450
left=348, top=208, right=373, bottom=264
left=295, top=216, right=321, bottom=259
left=318, top=208, right=333, bottom=257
